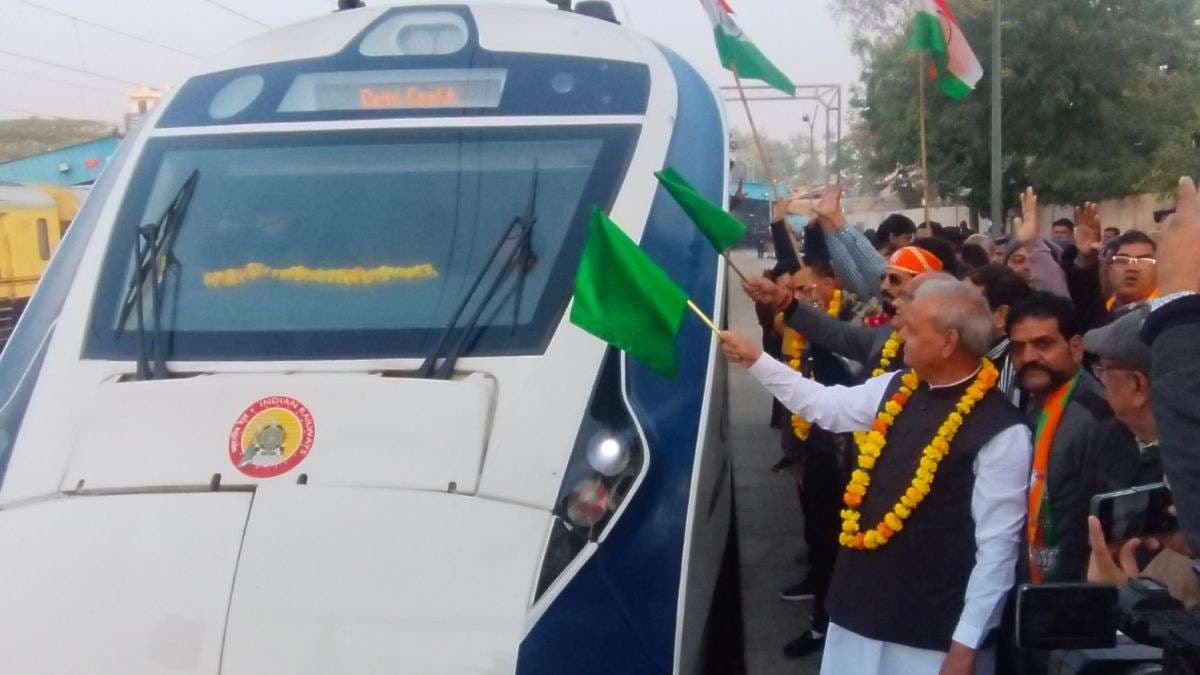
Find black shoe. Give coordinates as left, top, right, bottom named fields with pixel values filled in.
left=783, top=630, right=826, bottom=659
left=778, top=579, right=816, bottom=601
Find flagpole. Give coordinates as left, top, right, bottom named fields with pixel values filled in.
left=723, top=251, right=749, bottom=283
left=732, top=67, right=801, bottom=263
left=918, top=52, right=933, bottom=230
left=687, top=299, right=720, bottom=334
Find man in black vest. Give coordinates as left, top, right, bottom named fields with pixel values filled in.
left=721, top=279, right=1031, bottom=675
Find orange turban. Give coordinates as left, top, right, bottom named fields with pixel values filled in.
left=887, top=246, right=943, bottom=276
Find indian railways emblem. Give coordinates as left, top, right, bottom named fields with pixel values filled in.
left=228, top=396, right=315, bottom=478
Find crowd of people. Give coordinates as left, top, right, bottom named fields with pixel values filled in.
left=717, top=179, right=1200, bottom=674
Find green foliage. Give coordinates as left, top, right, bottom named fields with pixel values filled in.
left=843, top=0, right=1200, bottom=216
left=0, top=117, right=116, bottom=163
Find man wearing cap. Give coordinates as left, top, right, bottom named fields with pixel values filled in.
left=1080, top=303, right=1161, bottom=494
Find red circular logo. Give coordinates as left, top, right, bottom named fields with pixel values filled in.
left=228, top=396, right=315, bottom=478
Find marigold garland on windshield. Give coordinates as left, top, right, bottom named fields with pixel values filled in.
left=203, top=262, right=439, bottom=288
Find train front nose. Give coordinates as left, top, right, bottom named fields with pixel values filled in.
left=219, top=486, right=549, bottom=675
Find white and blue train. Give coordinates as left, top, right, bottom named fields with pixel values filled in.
left=0, top=2, right=734, bottom=672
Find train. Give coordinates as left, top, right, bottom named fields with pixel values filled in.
left=0, top=181, right=83, bottom=344
left=0, top=2, right=733, bottom=673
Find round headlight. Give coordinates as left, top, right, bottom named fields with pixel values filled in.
left=587, top=434, right=630, bottom=476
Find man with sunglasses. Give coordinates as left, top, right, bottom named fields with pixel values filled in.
left=744, top=245, right=945, bottom=383
left=1069, top=204, right=1159, bottom=329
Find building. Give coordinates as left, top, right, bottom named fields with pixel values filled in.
left=0, top=136, right=121, bottom=186
left=125, top=86, right=164, bottom=134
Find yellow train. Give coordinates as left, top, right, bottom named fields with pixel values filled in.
left=0, top=182, right=82, bottom=342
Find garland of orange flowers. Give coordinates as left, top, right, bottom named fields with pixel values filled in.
left=780, top=289, right=843, bottom=440
left=839, top=358, right=1000, bottom=551
left=203, top=262, right=439, bottom=288
left=871, top=330, right=902, bottom=378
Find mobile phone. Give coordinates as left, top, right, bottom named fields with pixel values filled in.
left=1090, top=482, right=1177, bottom=542
left=1015, top=583, right=1119, bottom=650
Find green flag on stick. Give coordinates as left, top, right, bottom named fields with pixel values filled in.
left=570, top=207, right=690, bottom=379
left=655, top=167, right=747, bottom=252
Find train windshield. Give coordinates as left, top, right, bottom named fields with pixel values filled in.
left=86, top=125, right=637, bottom=361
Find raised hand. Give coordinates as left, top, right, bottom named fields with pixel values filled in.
left=1016, top=187, right=1039, bottom=243
left=771, top=195, right=790, bottom=224
left=1158, top=176, right=1200, bottom=295
left=1073, top=202, right=1102, bottom=266
left=743, top=276, right=791, bottom=309
left=812, top=183, right=846, bottom=232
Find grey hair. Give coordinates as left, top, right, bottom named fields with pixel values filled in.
left=964, top=233, right=995, bottom=256
left=913, top=279, right=995, bottom=357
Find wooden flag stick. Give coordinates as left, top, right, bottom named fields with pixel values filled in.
left=918, top=52, right=933, bottom=230
left=732, top=67, right=801, bottom=263
left=723, top=251, right=749, bottom=283
left=688, top=299, right=720, bottom=334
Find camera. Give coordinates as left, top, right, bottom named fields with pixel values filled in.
left=1016, top=581, right=1200, bottom=674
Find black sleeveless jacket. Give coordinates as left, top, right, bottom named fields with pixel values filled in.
left=825, top=373, right=1025, bottom=652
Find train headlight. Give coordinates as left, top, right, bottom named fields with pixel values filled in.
left=533, top=349, right=646, bottom=601
left=360, top=12, right=470, bottom=57
left=586, top=434, right=629, bottom=476
left=566, top=478, right=610, bottom=528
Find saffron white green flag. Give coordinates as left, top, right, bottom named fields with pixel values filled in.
left=699, top=0, right=795, bottom=95
left=909, top=0, right=983, bottom=101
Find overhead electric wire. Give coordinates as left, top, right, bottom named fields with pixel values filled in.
left=0, top=64, right=127, bottom=97
left=0, top=47, right=152, bottom=89
left=6, top=0, right=205, bottom=60
left=194, top=0, right=271, bottom=28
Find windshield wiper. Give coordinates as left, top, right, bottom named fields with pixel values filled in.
left=418, top=168, right=538, bottom=380
left=116, top=170, right=199, bottom=380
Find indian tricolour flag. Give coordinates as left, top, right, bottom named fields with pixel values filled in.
left=699, top=0, right=795, bottom=95
left=909, top=0, right=983, bottom=101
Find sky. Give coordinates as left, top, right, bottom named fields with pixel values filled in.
left=0, top=0, right=862, bottom=142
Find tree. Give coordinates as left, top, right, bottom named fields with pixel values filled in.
left=731, top=130, right=802, bottom=183
left=0, top=117, right=117, bottom=163
left=839, top=0, right=1200, bottom=217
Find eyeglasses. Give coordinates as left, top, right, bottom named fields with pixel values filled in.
left=1110, top=255, right=1157, bottom=267
left=1092, top=363, right=1147, bottom=379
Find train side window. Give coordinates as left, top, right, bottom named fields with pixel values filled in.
left=36, top=218, right=50, bottom=261
left=60, top=220, right=70, bottom=238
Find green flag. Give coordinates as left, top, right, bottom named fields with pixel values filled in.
left=655, top=167, right=747, bottom=252
left=570, top=207, right=688, bottom=378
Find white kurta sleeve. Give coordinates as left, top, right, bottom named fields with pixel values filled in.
left=952, top=423, right=1033, bottom=649
left=746, top=353, right=896, bottom=433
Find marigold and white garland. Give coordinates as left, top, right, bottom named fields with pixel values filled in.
left=839, top=358, right=1000, bottom=551
left=781, top=289, right=843, bottom=441
left=203, top=262, right=439, bottom=288
left=871, top=330, right=902, bottom=378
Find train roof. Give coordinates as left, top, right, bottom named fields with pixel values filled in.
left=204, top=2, right=651, bottom=77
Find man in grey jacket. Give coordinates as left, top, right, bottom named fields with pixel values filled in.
left=1007, top=292, right=1114, bottom=582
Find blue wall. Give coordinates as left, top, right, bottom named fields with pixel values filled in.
left=0, top=137, right=121, bottom=186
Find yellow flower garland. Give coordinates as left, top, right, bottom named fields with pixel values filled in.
left=782, top=289, right=843, bottom=441
left=203, top=262, right=439, bottom=288
left=839, top=358, right=1000, bottom=551
left=871, top=330, right=902, bottom=378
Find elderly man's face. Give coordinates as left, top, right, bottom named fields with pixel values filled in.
left=1096, top=359, right=1151, bottom=427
